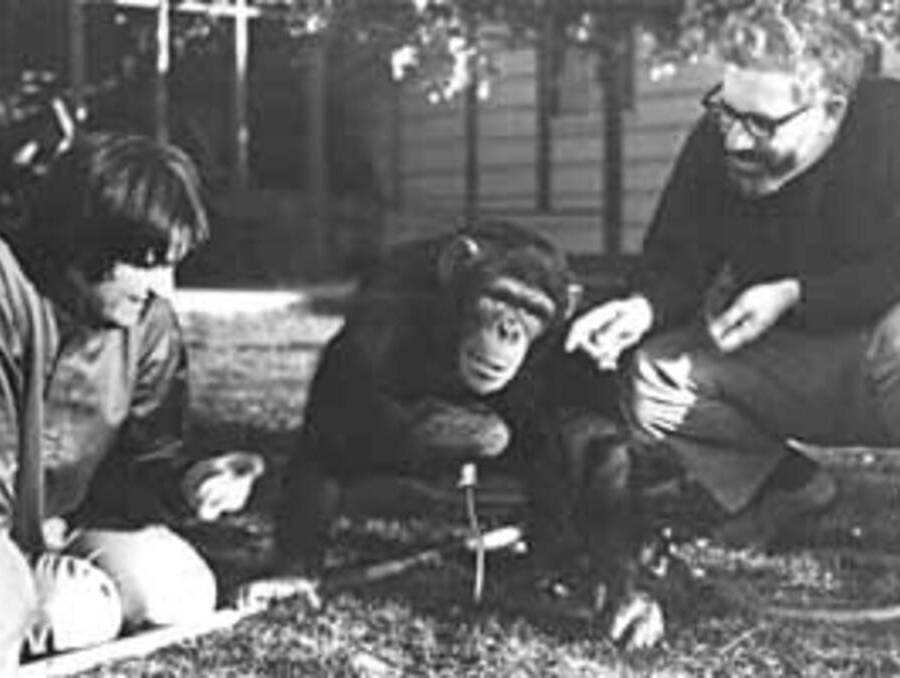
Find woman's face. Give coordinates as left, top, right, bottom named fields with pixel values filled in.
left=69, top=261, right=175, bottom=327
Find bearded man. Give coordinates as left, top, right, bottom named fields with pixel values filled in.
left=567, top=2, right=900, bottom=547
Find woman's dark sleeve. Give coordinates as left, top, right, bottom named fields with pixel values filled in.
left=84, top=296, right=195, bottom=525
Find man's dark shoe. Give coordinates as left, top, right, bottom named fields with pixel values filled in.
left=711, top=468, right=838, bottom=549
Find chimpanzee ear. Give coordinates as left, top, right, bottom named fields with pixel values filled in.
left=438, top=235, right=482, bottom=285
left=564, top=281, right=584, bottom=319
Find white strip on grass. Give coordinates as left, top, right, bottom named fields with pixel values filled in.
left=20, top=608, right=252, bottom=678
left=173, top=284, right=354, bottom=317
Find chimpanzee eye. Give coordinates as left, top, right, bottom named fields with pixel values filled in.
left=474, top=298, right=507, bottom=331
left=476, top=295, right=505, bottom=318
left=477, top=293, right=549, bottom=339
left=519, top=309, right=546, bottom=339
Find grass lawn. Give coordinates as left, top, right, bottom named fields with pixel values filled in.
left=53, top=290, right=900, bottom=677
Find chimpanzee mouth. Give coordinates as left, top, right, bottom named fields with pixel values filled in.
left=460, top=352, right=506, bottom=389
left=467, top=351, right=508, bottom=378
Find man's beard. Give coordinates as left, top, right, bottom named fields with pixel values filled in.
left=725, top=147, right=798, bottom=197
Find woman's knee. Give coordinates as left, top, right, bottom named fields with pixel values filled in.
left=69, top=526, right=217, bottom=628
left=31, top=552, right=123, bottom=651
left=0, top=533, right=37, bottom=669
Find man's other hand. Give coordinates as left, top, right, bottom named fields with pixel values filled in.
left=707, top=279, right=800, bottom=353
left=565, top=296, right=654, bottom=370
left=181, top=451, right=265, bottom=522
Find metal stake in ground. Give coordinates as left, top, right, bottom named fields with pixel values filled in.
left=459, top=462, right=486, bottom=603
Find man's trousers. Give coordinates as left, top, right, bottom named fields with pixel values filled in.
left=624, top=304, right=900, bottom=513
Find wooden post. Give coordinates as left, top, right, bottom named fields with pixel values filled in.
left=233, top=0, right=250, bottom=189
left=154, top=0, right=170, bottom=144
left=599, top=16, right=627, bottom=256
left=535, top=2, right=554, bottom=213
left=90, top=0, right=264, bottom=182
left=68, top=0, right=87, bottom=121
left=463, top=13, right=479, bottom=227
left=0, top=1, right=21, bottom=85
left=308, top=33, right=330, bottom=276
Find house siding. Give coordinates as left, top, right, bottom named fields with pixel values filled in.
left=375, top=40, right=718, bottom=255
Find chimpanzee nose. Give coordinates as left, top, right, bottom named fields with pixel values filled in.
left=497, top=315, right=521, bottom=342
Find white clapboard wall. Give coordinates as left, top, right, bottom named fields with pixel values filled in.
left=372, top=36, right=719, bottom=256
left=374, top=39, right=900, bottom=257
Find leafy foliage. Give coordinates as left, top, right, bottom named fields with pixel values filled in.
left=649, top=0, right=900, bottom=76
left=3, top=0, right=900, bottom=121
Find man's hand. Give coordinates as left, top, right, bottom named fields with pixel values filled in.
left=707, top=279, right=800, bottom=353
left=565, top=296, right=654, bottom=370
left=181, top=451, right=265, bottom=522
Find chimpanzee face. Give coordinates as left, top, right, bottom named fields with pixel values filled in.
left=457, top=275, right=556, bottom=395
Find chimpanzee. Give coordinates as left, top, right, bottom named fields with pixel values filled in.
left=272, top=220, right=663, bottom=647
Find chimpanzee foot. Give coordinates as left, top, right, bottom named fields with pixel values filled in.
left=605, top=590, right=665, bottom=650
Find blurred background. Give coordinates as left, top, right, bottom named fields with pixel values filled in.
left=1, top=0, right=899, bottom=289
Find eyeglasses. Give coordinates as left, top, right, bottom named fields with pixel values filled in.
left=701, top=83, right=812, bottom=141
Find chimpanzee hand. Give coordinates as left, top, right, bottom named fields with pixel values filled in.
left=566, top=296, right=654, bottom=370
left=181, top=451, right=265, bottom=522
left=707, top=279, right=800, bottom=352
left=607, top=590, right=665, bottom=650
left=233, top=575, right=323, bottom=613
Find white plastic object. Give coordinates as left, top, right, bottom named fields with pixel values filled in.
left=464, top=525, right=524, bottom=552
left=31, top=553, right=123, bottom=651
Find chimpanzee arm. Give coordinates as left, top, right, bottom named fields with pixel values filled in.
left=516, top=406, right=644, bottom=603
left=503, top=399, right=582, bottom=559
left=306, top=329, right=510, bottom=477
left=276, top=320, right=510, bottom=574
left=500, top=351, right=644, bottom=599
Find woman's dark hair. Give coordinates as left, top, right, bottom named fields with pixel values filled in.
left=25, top=131, right=209, bottom=281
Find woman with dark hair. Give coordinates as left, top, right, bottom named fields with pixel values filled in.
left=0, top=132, right=262, bottom=673
left=20, top=130, right=210, bottom=303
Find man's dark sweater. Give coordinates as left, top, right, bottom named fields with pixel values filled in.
left=632, top=77, right=900, bottom=332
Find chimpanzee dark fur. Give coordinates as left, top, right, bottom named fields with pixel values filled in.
left=275, top=220, right=643, bottom=604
